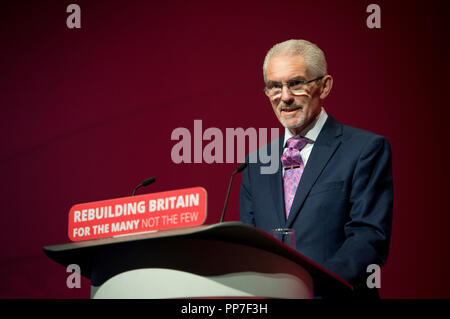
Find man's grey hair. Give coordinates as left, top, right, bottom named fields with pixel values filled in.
left=263, top=39, right=328, bottom=82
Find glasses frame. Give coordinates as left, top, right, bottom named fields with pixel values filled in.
left=263, top=76, right=324, bottom=98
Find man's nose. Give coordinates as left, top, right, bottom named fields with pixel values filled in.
left=280, top=85, right=294, bottom=104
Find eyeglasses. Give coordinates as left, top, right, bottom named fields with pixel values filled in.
left=264, top=76, right=324, bottom=98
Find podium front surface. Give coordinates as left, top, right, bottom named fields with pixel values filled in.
left=43, top=222, right=352, bottom=299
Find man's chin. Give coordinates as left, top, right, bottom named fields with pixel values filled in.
left=282, top=118, right=304, bottom=130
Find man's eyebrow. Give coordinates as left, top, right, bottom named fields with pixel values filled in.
left=266, top=76, right=307, bottom=85
left=266, top=80, right=281, bottom=86
left=288, top=76, right=307, bottom=81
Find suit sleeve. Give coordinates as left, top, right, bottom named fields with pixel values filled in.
left=239, top=161, right=256, bottom=226
left=323, top=135, right=393, bottom=288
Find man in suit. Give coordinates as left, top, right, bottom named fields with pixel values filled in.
left=239, top=39, right=393, bottom=297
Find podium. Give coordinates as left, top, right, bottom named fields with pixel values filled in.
left=43, top=222, right=352, bottom=298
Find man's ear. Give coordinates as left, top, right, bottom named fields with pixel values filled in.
left=319, top=75, right=333, bottom=99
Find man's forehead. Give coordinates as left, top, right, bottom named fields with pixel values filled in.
left=266, top=54, right=309, bottom=81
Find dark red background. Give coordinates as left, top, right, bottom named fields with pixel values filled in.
left=1, top=0, right=449, bottom=298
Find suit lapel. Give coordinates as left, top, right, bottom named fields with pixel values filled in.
left=285, top=116, right=343, bottom=228
left=269, top=135, right=286, bottom=228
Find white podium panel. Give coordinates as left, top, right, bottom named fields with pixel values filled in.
left=91, top=239, right=313, bottom=299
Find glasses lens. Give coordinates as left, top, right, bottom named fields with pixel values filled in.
left=288, top=80, right=305, bottom=94
left=268, top=88, right=281, bottom=96
left=265, top=84, right=281, bottom=96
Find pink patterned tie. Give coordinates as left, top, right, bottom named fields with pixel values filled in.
left=281, top=136, right=309, bottom=219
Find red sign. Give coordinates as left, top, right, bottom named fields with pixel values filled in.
left=68, top=187, right=207, bottom=241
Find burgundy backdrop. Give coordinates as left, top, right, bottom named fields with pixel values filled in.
left=1, top=0, right=449, bottom=298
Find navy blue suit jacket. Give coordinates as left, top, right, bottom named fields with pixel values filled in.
left=239, top=115, right=393, bottom=296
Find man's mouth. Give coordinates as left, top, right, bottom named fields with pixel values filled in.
left=281, top=106, right=302, bottom=113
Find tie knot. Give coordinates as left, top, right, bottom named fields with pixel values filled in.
left=281, top=136, right=310, bottom=169
left=286, top=136, right=309, bottom=151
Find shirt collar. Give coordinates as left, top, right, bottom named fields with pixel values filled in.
left=283, top=107, right=328, bottom=148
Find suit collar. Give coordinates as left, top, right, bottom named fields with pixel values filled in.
left=269, top=134, right=287, bottom=227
